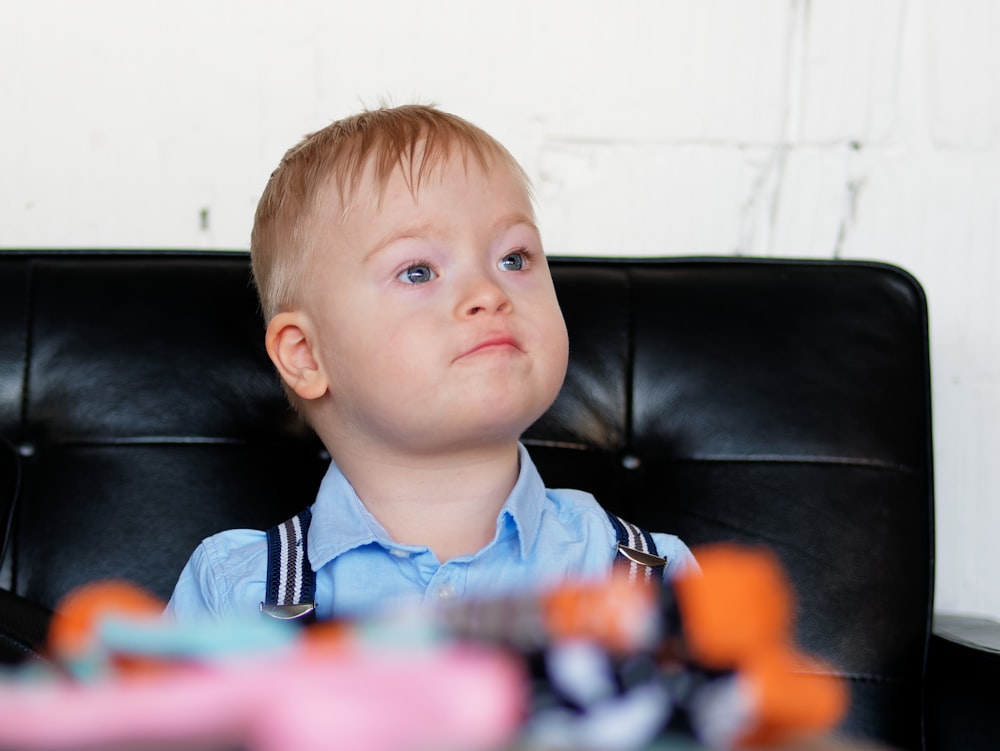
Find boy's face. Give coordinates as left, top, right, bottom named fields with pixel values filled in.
left=291, top=149, right=569, bottom=458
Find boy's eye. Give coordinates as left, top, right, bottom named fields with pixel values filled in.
left=498, top=251, right=528, bottom=272
left=398, top=264, right=437, bottom=284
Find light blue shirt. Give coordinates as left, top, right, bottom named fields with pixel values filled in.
left=165, top=444, right=697, bottom=622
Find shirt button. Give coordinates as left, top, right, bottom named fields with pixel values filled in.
left=389, top=548, right=410, bottom=558
left=436, top=583, right=457, bottom=600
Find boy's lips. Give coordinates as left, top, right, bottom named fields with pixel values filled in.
left=456, top=335, right=521, bottom=361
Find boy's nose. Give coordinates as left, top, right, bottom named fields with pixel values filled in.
left=458, top=275, right=512, bottom=317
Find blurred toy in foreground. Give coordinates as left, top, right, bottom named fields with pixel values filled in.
left=0, top=544, right=847, bottom=751
left=0, top=581, right=524, bottom=751
left=671, top=546, right=848, bottom=749
left=521, top=545, right=848, bottom=750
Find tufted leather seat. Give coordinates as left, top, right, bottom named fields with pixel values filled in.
left=0, top=251, right=994, bottom=750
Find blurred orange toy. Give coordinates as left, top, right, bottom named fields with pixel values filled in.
left=667, top=544, right=849, bottom=749
left=425, top=543, right=848, bottom=750
left=47, top=579, right=169, bottom=678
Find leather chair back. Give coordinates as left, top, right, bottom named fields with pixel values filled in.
left=0, top=253, right=933, bottom=750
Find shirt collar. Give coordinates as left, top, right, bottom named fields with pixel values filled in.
left=307, top=442, right=547, bottom=568
left=497, top=443, right=546, bottom=559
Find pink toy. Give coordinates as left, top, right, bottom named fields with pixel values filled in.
left=0, top=581, right=525, bottom=751
left=0, top=640, right=524, bottom=751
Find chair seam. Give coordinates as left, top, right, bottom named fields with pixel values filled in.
left=18, top=260, right=35, bottom=440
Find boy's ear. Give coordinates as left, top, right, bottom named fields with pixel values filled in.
left=265, top=312, right=329, bottom=401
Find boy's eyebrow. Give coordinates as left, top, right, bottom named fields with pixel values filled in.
left=492, top=211, right=540, bottom=237
left=364, top=221, right=436, bottom=263
left=363, top=212, right=539, bottom=263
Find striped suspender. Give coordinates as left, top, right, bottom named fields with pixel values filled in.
left=605, top=511, right=667, bottom=583
left=260, top=506, right=666, bottom=622
left=260, top=508, right=317, bottom=622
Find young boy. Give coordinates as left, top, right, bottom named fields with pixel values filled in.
left=165, top=104, right=695, bottom=622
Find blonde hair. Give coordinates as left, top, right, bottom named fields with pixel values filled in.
left=250, top=104, right=532, bottom=322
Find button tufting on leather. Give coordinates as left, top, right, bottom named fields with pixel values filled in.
left=621, top=454, right=641, bottom=470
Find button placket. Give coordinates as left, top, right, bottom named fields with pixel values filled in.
left=435, top=582, right=457, bottom=600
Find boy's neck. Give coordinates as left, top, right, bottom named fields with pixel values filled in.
left=328, top=441, right=522, bottom=562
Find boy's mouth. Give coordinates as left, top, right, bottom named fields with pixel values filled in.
left=455, top=335, right=521, bottom=361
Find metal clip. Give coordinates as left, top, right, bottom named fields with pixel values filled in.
left=616, top=544, right=667, bottom=569
left=259, top=603, right=317, bottom=621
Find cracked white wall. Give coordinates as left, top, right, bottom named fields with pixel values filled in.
left=2, top=0, right=999, bottom=618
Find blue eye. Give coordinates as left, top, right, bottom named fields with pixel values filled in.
left=398, top=264, right=436, bottom=284
left=498, top=251, right=528, bottom=272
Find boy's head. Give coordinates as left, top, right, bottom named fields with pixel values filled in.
left=250, top=105, right=569, bottom=459
left=251, top=105, right=532, bottom=323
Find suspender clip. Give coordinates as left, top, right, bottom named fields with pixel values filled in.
left=260, top=602, right=317, bottom=621
left=616, top=544, right=667, bottom=569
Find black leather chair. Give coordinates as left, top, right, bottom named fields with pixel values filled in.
left=0, top=251, right=995, bottom=750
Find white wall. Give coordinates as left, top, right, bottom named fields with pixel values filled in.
left=2, top=0, right=998, bottom=618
